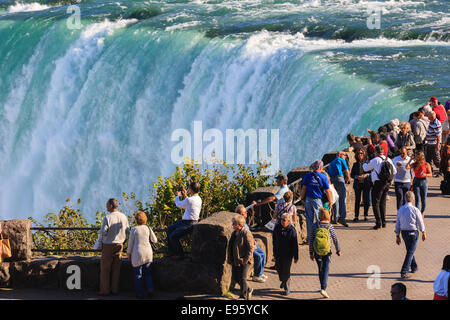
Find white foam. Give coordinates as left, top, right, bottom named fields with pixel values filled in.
left=7, top=2, right=51, bottom=13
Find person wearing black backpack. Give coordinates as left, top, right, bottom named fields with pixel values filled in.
left=363, top=145, right=397, bottom=229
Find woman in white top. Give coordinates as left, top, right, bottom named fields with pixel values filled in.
left=433, top=255, right=449, bottom=300
left=127, top=211, right=158, bottom=299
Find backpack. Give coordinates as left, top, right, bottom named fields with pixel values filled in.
left=313, top=224, right=331, bottom=256
left=377, top=156, right=394, bottom=184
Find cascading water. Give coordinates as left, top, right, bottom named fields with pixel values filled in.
left=0, top=0, right=448, bottom=221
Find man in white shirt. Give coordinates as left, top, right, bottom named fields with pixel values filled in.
left=363, top=145, right=397, bottom=230
left=394, top=191, right=426, bottom=279
left=166, top=181, right=202, bottom=259
left=98, top=198, right=130, bottom=296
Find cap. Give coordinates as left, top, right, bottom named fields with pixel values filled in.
left=429, top=97, right=437, bottom=102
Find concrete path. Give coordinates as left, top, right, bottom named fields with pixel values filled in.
left=0, top=177, right=448, bottom=300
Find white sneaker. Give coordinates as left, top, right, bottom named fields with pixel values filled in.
left=261, top=274, right=268, bottom=279
left=320, top=289, right=329, bottom=298
left=252, top=276, right=266, bottom=283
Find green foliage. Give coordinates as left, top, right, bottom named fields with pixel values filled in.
left=29, top=160, right=277, bottom=256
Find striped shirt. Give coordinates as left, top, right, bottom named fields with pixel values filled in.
left=308, top=222, right=341, bottom=254
left=425, top=118, right=442, bottom=145
left=394, top=202, right=426, bottom=234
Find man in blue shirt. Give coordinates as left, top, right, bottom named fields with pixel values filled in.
left=327, top=151, right=351, bottom=227
left=300, top=160, right=333, bottom=241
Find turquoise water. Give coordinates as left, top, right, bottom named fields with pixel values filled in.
left=0, top=0, right=448, bottom=220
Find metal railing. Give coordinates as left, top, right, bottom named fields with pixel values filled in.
left=31, top=227, right=166, bottom=254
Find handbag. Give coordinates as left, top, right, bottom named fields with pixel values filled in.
left=0, top=233, right=12, bottom=261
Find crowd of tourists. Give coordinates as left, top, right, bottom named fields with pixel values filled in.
left=90, top=97, right=449, bottom=300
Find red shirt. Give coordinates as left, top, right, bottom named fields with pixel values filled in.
left=433, top=105, right=447, bottom=124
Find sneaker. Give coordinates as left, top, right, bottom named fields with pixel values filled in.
left=246, top=288, right=253, bottom=300
left=261, top=274, right=268, bottom=280
left=320, top=289, right=329, bottom=298
left=352, top=218, right=359, bottom=222
left=252, top=276, right=266, bottom=283
left=401, top=273, right=411, bottom=279
left=382, top=223, right=386, bottom=228
left=373, top=225, right=381, bottom=230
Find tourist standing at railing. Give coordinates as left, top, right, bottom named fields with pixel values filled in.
left=300, top=160, right=333, bottom=241
left=235, top=204, right=267, bottom=283
left=395, top=122, right=415, bottom=157
left=410, top=111, right=428, bottom=153
left=363, top=145, right=397, bottom=230
left=127, top=211, right=158, bottom=299
left=228, top=214, right=254, bottom=300
left=97, top=198, right=130, bottom=296
left=167, top=181, right=202, bottom=260
left=350, top=148, right=371, bottom=222
left=424, top=111, right=442, bottom=174
left=327, top=151, right=350, bottom=227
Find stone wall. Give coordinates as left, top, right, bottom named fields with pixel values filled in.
left=0, top=219, right=33, bottom=262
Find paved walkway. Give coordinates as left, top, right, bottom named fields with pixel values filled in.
left=0, top=177, right=448, bottom=300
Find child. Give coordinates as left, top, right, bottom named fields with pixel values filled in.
left=309, top=207, right=341, bottom=298
left=127, top=211, right=158, bottom=299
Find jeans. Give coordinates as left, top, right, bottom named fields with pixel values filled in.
left=372, top=180, right=389, bottom=227
left=331, top=176, right=347, bottom=221
left=413, top=178, right=428, bottom=214
left=133, top=262, right=153, bottom=297
left=253, top=244, right=265, bottom=277
left=315, top=254, right=331, bottom=290
left=394, top=182, right=411, bottom=210
left=400, top=230, right=419, bottom=275
left=305, top=197, right=323, bottom=240
left=354, top=182, right=371, bottom=218
left=166, top=219, right=197, bottom=256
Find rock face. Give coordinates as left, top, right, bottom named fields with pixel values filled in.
left=0, top=219, right=33, bottom=262
left=9, top=258, right=59, bottom=289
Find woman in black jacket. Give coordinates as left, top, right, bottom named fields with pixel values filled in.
left=273, top=213, right=298, bottom=296
left=350, top=148, right=372, bottom=222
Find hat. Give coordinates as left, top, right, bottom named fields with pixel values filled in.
left=310, top=160, right=323, bottom=171
left=429, top=97, right=438, bottom=102
left=276, top=174, right=288, bottom=181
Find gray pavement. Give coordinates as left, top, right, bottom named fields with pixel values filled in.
left=0, top=176, right=448, bottom=300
